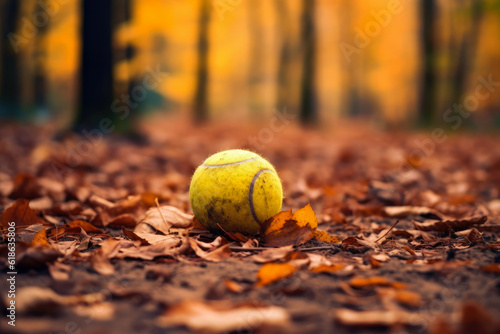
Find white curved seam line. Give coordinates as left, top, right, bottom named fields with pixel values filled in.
left=249, top=168, right=273, bottom=225
left=201, top=157, right=258, bottom=168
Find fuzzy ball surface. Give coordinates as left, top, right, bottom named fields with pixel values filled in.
left=189, top=149, right=283, bottom=235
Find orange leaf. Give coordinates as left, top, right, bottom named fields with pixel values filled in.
left=260, top=209, right=293, bottom=236
left=31, top=228, right=51, bottom=247
left=260, top=206, right=316, bottom=247
left=224, top=279, right=245, bottom=293
left=393, top=290, right=423, bottom=308
left=256, top=262, right=297, bottom=287
left=291, top=204, right=318, bottom=229
left=66, top=220, right=103, bottom=233
left=350, top=276, right=406, bottom=289
left=310, top=264, right=344, bottom=273
left=312, top=230, right=341, bottom=244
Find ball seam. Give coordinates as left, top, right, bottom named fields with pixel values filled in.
left=201, top=157, right=258, bottom=168
left=248, top=168, right=273, bottom=225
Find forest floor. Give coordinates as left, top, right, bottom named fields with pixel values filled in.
left=1, top=115, right=500, bottom=334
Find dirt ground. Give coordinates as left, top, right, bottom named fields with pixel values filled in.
left=1, top=116, right=500, bottom=334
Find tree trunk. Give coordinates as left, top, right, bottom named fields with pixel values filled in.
left=448, top=0, right=484, bottom=108
left=275, top=0, right=293, bottom=112
left=418, top=0, right=438, bottom=127
left=0, top=0, right=21, bottom=119
left=299, top=0, right=318, bottom=125
left=33, top=1, right=49, bottom=116
left=75, top=0, right=114, bottom=130
left=247, top=0, right=265, bottom=117
left=193, top=0, right=211, bottom=123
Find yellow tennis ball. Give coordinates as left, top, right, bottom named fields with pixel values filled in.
left=189, top=149, right=283, bottom=235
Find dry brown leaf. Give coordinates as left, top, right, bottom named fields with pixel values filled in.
left=1, top=198, right=47, bottom=230
left=116, top=236, right=188, bottom=260
left=16, top=286, right=105, bottom=315
left=256, top=262, right=297, bottom=287
left=15, top=244, right=61, bottom=269
left=413, top=216, right=487, bottom=232
left=65, top=220, right=103, bottom=233
left=136, top=205, right=193, bottom=234
left=251, top=245, right=294, bottom=263
left=16, top=223, right=45, bottom=243
left=189, top=238, right=231, bottom=262
left=223, top=278, right=245, bottom=293
left=9, top=173, right=41, bottom=199
left=384, top=206, right=446, bottom=220
left=334, top=308, right=422, bottom=327
left=481, top=263, right=500, bottom=275
left=106, top=213, right=137, bottom=228
left=48, top=261, right=72, bottom=281
left=310, top=264, right=344, bottom=273
left=91, top=238, right=136, bottom=275
left=157, top=300, right=290, bottom=333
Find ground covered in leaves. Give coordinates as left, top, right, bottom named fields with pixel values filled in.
left=1, top=116, right=500, bottom=334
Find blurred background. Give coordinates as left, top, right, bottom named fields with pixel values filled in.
left=0, top=0, right=499, bottom=133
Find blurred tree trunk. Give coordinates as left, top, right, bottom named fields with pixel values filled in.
left=75, top=0, right=114, bottom=130
left=34, top=1, right=49, bottom=116
left=418, top=0, right=438, bottom=127
left=248, top=0, right=264, bottom=117
left=342, top=1, right=361, bottom=117
left=275, top=0, right=293, bottom=112
left=0, top=0, right=20, bottom=119
left=448, top=0, right=484, bottom=108
left=112, top=0, right=139, bottom=135
left=299, top=0, right=318, bottom=125
left=193, top=0, right=211, bottom=123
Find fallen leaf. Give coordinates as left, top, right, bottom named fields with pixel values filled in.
left=310, top=264, right=344, bottom=273
left=251, top=245, right=294, bottom=263
left=65, top=220, right=103, bottom=233
left=9, top=173, right=41, bottom=199
left=260, top=205, right=319, bottom=247
left=413, top=216, right=487, bottom=232
left=223, top=278, right=245, bottom=293
left=349, top=276, right=406, bottom=289
left=384, top=206, right=446, bottom=220
left=1, top=198, right=47, bottom=230
left=16, top=223, right=45, bottom=243
left=481, top=263, right=500, bottom=275
left=393, top=290, right=423, bottom=308
left=334, top=308, right=422, bottom=327
left=189, top=238, right=231, bottom=262
left=31, top=228, right=51, bottom=247
left=312, top=229, right=342, bottom=244
left=136, top=205, right=193, bottom=234
left=157, top=300, right=290, bottom=333
left=256, top=262, right=297, bottom=287
left=48, top=261, right=72, bottom=281
left=91, top=238, right=136, bottom=275
left=291, top=203, right=318, bottom=229
left=16, top=286, right=105, bottom=315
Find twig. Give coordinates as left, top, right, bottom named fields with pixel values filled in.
left=375, top=220, right=400, bottom=244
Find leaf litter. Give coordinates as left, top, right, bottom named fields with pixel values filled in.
left=1, top=120, right=500, bottom=333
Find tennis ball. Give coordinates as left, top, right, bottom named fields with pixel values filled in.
left=189, top=149, right=283, bottom=235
